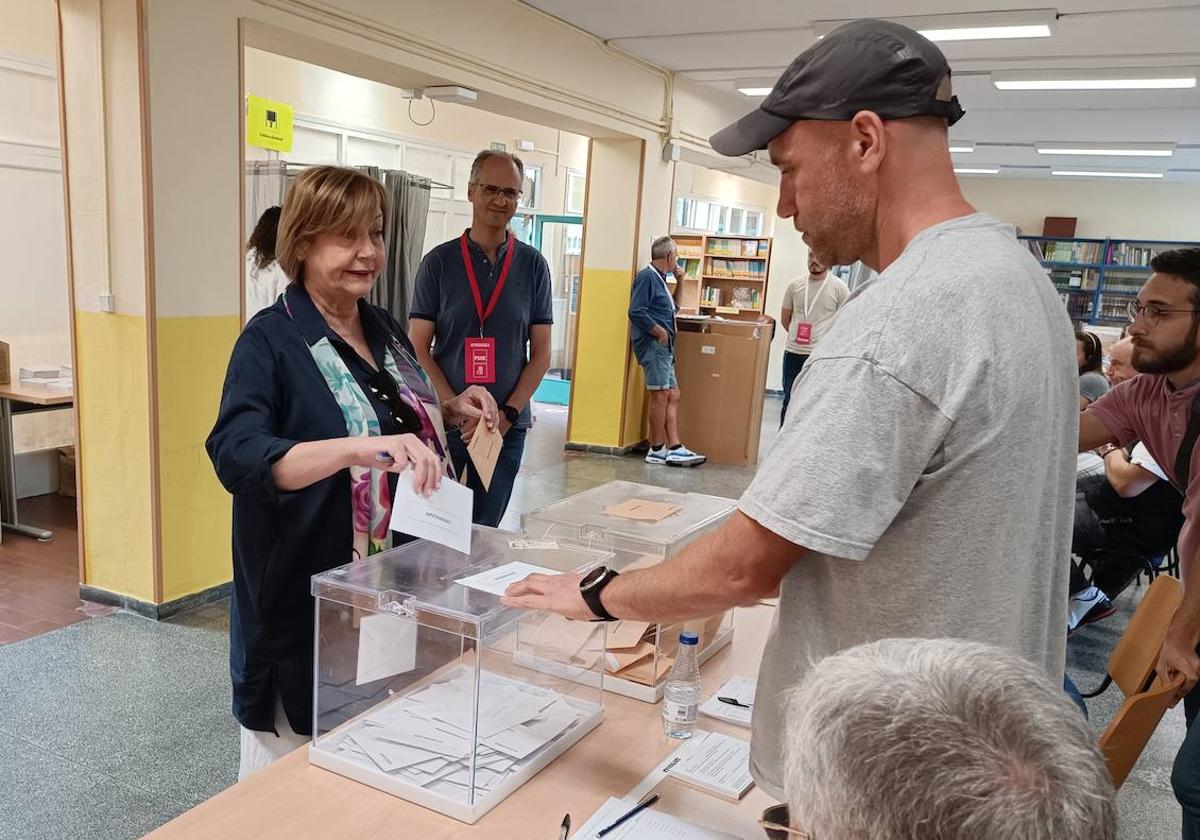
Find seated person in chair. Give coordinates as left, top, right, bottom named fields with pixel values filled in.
left=1069, top=440, right=1184, bottom=631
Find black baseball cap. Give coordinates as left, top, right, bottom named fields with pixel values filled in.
left=710, top=19, right=965, bottom=156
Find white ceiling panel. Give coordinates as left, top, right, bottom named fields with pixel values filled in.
left=522, top=1, right=1200, bottom=181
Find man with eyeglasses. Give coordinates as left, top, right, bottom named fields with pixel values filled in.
left=410, top=150, right=553, bottom=526
left=1079, top=247, right=1200, bottom=837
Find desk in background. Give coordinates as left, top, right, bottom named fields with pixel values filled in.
left=143, top=606, right=777, bottom=840
left=0, top=383, right=74, bottom=542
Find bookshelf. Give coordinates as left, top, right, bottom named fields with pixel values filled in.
left=671, top=234, right=773, bottom=321
left=1021, top=235, right=1200, bottom=327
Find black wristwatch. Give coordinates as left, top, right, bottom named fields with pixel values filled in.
left=580, top=566, right=620, bottom=622
left=501, top=404, right=520, bottom=425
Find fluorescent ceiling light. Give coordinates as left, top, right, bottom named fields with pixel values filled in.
left=954, top=167, right=999, bottom=175
left=737, top=87, right=773, bottom=97
left=1052, top=170, right=1164, bottom=179
left=949, top=143, right=975, bottom=153
left=921, top=24, right=1050, bottom=41
left=814, top=10, right=1055, bottom=43
left=1037, top=142, right=1175, bottom=157
left=992, top=68, right=1197, bottom=91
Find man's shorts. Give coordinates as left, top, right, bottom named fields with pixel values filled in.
left=633, top=334, right=677, bottom=391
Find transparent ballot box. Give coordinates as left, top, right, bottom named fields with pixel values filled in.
left=521, top=480, right=737, bottom=703
left=309, top=526, right=611, bottom=824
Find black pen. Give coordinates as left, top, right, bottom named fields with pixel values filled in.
left=718, top=696, right=753, bottom=709
left=597, top=794, right=659, bottom=838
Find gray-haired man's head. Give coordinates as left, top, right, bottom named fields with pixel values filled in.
left=784, top=638, right=1116, bottom=840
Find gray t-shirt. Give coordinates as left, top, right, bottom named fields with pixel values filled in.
left=1079, top=371, right=1111, bottom=405
left=739, top=213, right=1076, bottom=799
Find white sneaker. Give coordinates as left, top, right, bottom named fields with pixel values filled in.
left=665, top=445, right=706, bottom=467
left=1067, top=586, right=1114, bottom=632
left=645, top=446, right=667, bottom=465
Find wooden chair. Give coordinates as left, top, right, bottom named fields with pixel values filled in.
left=1081, top=574, right=1183, bottom=700
left=1099, top=672, right=1186, bottom=788
left=1080, top=575, right=1186, bottom=788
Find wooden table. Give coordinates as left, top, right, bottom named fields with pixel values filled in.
left=144, top=606, right=777, bottom=839
left=0, top=383, right=74, bottom=542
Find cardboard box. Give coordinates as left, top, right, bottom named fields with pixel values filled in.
left=0, top=341, right=9, bottom=385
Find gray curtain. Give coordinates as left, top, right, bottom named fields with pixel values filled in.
left=362, top=167, right=431, bottom=326
left=244, top=160, right=289, bottom=239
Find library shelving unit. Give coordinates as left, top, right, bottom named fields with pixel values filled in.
left=670, top=234, right=773, bottom=322
left=1020, top=235, right=1200, bottom=328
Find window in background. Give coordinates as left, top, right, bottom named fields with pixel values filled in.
left=566, top=168, right=586, bottom=215
left=671, top=193, right=766, bottom=237
left=519, top=166, right=542, bottom=210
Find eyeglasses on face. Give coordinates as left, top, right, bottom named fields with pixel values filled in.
left=1127, top=300, right=1200, bottom=326
left=759, top=805, right=812, bottom=840
left=473, top=182, right=523, bottom=202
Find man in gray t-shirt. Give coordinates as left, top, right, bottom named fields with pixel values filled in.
left=501, top=20, right=1075, bottom=800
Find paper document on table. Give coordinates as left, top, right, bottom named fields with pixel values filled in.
left=573, top=796, right=739, bottom=840
left=666, top=730, right=754, bottom=802
left=466, top=423, right=503, bottom=491
left=698, top=675, right=755, bottom=728
left=355, top=612, right=418, bottom=685
left=455, top=561, right=559, bottom=597
left=389, top=476, right=473, bottom=553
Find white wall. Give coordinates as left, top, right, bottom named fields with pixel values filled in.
left=0, top=0, right=71, bottom=377
left=244, top=48, right=590, bottom=224
left=960, top=177, right=1200, bottom=241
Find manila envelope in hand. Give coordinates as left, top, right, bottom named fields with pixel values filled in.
left=466, top=422, right=504, bottom=491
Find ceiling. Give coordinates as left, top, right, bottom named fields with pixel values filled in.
left=521, top=1, right=1200, bottom=182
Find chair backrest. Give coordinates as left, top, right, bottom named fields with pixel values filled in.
left=1109, top=575, right=1183, bottom=697
left=1099, top=673, right=1186, bottom=788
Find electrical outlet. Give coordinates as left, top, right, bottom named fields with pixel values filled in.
left=98, top=293, right=114, bottom=313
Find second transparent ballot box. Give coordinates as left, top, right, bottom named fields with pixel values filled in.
left=309, top=526, right=612, bottom=824
left=521, top=480, right=737, bottom=702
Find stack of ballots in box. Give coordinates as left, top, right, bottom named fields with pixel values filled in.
left=330, top=668, right=590, bottom=799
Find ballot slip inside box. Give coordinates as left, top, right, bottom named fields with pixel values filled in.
left=309, top=525, right=615, bottom=824
left=521, top=480, right=739, bottom=702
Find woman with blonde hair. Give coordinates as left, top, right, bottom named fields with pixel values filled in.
left=207, top=166, right=497, bottom=778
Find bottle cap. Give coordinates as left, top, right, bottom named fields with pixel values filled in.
left=679, top=632, right=699, bottom=646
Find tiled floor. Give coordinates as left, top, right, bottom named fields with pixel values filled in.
left=0, top=398, right=1186, bottom=839
left=0, top=493, right=114, bottom=644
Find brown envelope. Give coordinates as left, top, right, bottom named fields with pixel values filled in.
left=617, top=652, right=675, bottom=686
left=605, top=620, right=652, bottom=651
left=603, top=499, right=682, bottom=522
left=466, top=423, right=504, bottom=491
left=604, top=641, right=654, bottom=675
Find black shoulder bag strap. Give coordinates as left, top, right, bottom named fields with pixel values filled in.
left=1171, top=391, right=1200, bottom=493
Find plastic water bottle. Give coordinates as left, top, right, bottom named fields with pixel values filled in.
left=662, top=631, right=701, bottom=739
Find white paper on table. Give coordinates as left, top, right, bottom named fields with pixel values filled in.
left=667, top=730, right=755, bottom=801
left=349, top=731, right=445, bottom=773
left=454, top=561, right=559, bottom=597
left=509, top=538, right=559, bottom=550
left=366, top=717, right=472, bottom=759
left=698, top=675, right=756, bottom=728
left=355, top=612, right=418, bottom=685
left=573, top=796, right=740, bottom=840
left=388, top=476, right=473, bottom=554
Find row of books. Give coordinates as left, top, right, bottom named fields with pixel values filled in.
left=1038, top=240, right=1105, bottom=264
left=706, top=258, right=766, bottom=279
left=1107, top=242, right=1173, bottom=267
left=1096, top=299, right=1133, bottom=322
left=1059, top=291, right=1094, bottom=320
left=700, top=286, right=762, bottom=309
left=1047, top=267, right=1099, bottom=290
left=705, top=238, right=769, bottom=258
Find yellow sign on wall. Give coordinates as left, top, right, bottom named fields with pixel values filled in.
left=246, top=95, right=293, bottom=152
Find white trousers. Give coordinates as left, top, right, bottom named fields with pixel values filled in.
left=238, top=695, right=310, bottom=780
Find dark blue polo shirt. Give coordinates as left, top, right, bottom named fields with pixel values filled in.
left=410, top=230, right=553, bottom=428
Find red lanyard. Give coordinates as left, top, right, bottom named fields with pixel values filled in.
left=460, top=231, right=515, bottom=337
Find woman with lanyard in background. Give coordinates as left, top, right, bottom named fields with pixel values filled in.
left=779, top=254, right=851, bottom=425
left=207, top=166, right=498, bottom=779
left=409, top=149, right=554, bottom=528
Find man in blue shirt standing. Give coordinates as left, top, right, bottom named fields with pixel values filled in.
left=629, top=236, right=706, bottom=466
left=410, top=150, right=553, bottom=525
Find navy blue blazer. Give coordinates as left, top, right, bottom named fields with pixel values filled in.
left=206, top=284, right=432, bottom=736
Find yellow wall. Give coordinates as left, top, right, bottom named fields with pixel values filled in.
left=75, top=312, right=155, bottom=601
left=156, top=315, right=241, bottom=601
